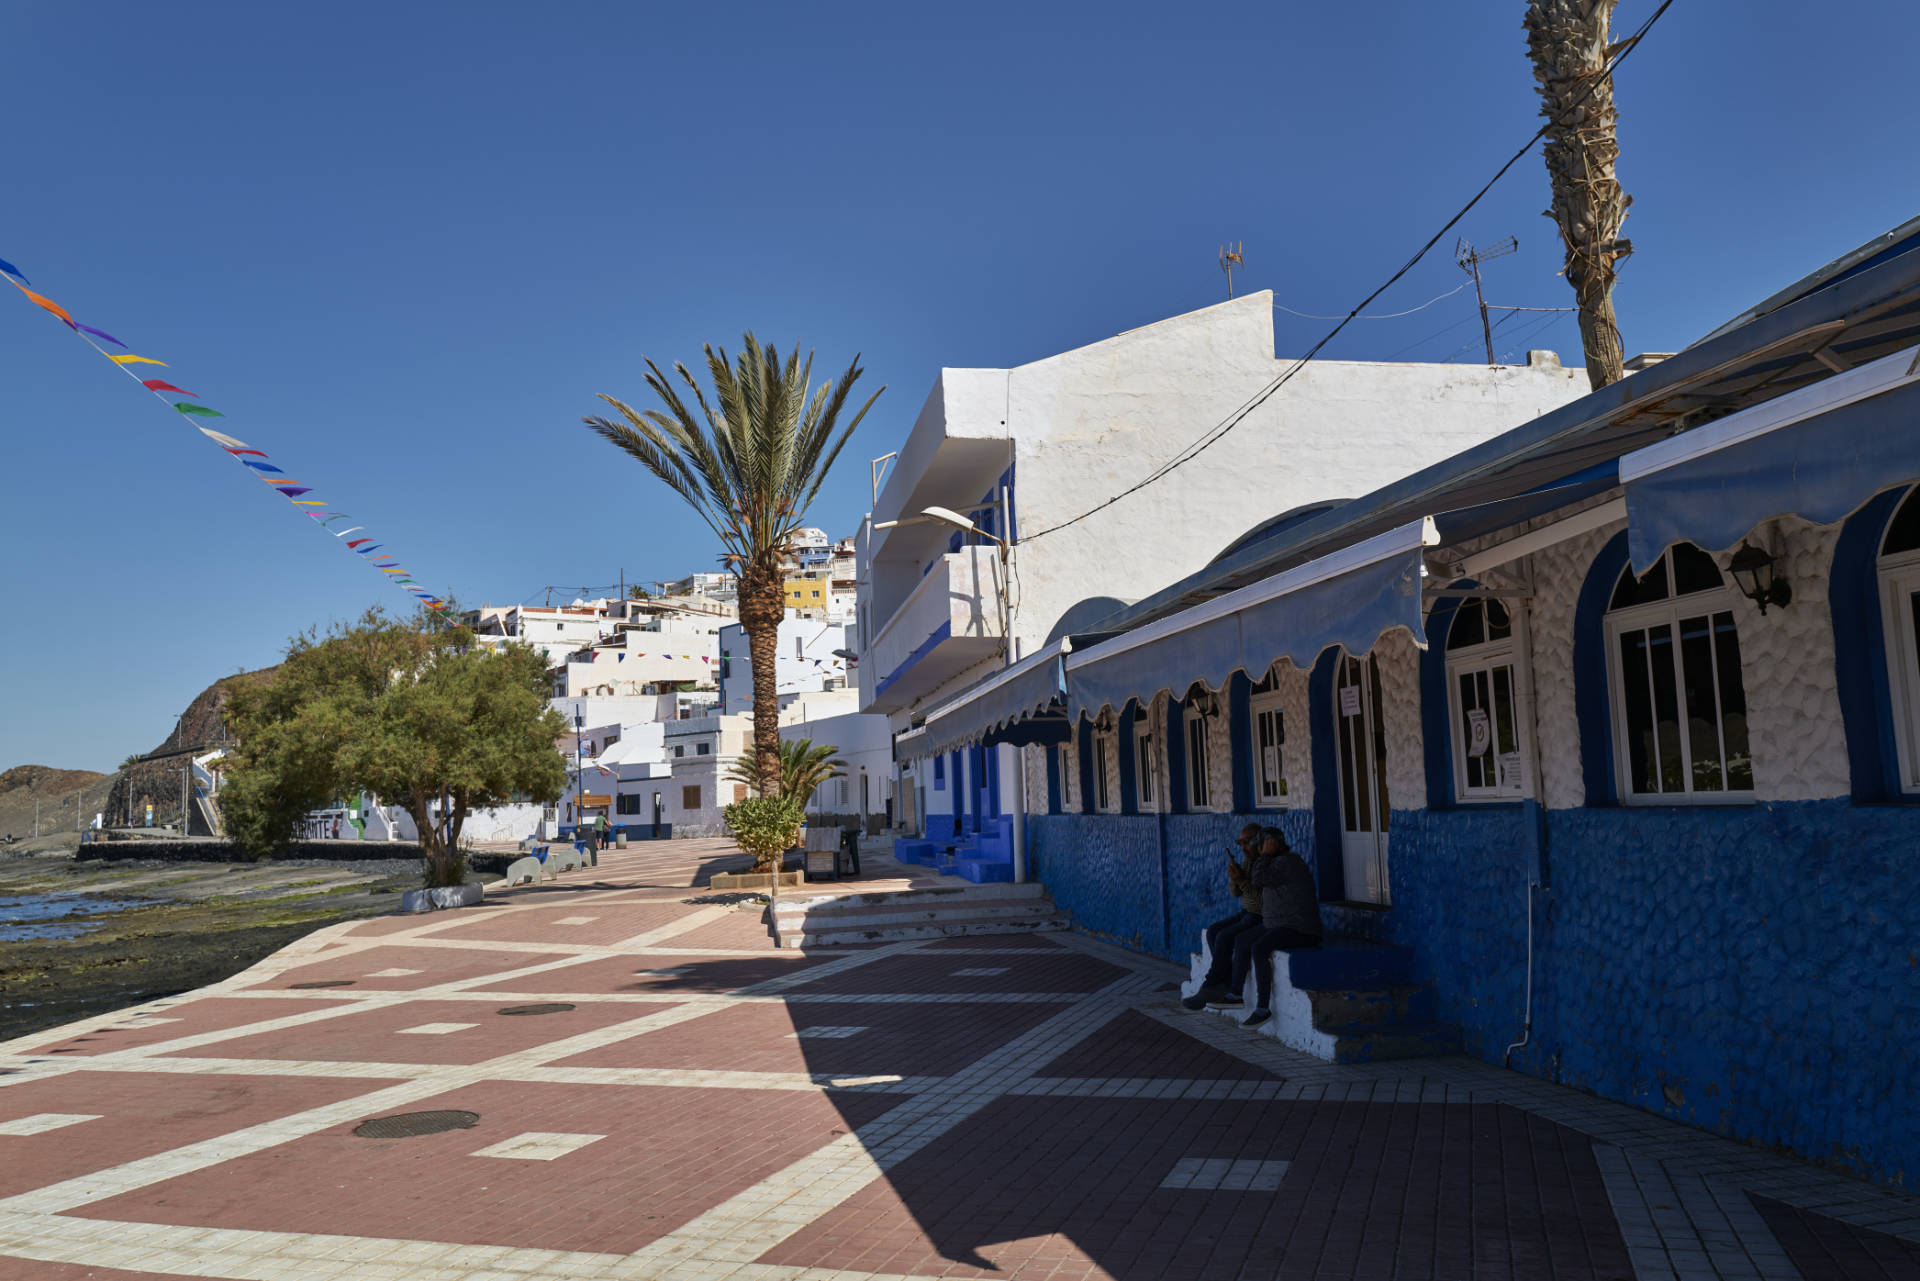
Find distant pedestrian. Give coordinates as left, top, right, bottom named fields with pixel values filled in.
left=1209, top=827, right=1323, bottom=1028
left=595, top=813, right=608, bottom=851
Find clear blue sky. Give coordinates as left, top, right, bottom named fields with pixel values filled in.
left=4, top=1, right=1914, bottom=772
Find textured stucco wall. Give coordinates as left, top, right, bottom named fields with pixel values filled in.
left=1373, top=628, right=1427, bottom=811
left=1526, top=519, right=1620, bottom=809
left=1736, top=519, right=1850, bottom=801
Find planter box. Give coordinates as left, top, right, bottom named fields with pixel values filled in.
left=708, top=869, right=805, bottom=892
left=397, top=882, right=484, bottom=913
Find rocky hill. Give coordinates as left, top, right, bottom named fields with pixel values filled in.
left=0, top=765, right=112, bottom=846
left=103, top=668, right=276, bottom=832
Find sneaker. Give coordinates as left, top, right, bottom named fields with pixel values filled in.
left=1205, top=995, right=1244, bottom=1009
left=1241, top=1007, right=1272, bottom=1028
left=1181, top=984, right=1226, bottom=1011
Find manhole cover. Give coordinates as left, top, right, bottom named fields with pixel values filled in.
left=353, top=1110, right=479, bottom=1139
left=290, top=980, right=355, bottom=989
left=497, top=1003, right=575, bottom=1016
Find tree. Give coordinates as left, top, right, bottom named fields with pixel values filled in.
left=222, top=609, right=567, bottom=886
left=583, top=335, right=881, bottom=801
left=1525, top=0, right=1635, bottom=389
left=726, top=736, right=847, bottom=806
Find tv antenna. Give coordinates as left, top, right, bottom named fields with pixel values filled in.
left=1455, top=235, right=1519, bottom=365
left=1219, top=242, right=1246, bottom=299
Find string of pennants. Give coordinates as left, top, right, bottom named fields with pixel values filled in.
left=0, top=254, right=448, bottom=614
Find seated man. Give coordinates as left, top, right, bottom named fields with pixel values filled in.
left=1208, top=826, right=1322, bottom=1027
left=1181, top=823, right=1270, bottom=1011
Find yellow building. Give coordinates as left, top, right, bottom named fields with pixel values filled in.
left=783, top=578, right=828, bottom=610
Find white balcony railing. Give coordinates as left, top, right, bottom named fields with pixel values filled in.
left=861, top=545, right=1005, bottom=713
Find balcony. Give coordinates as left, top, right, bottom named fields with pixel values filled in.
left=861, top=545, right=1005, bottom=714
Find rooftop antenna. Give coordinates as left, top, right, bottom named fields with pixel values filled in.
left=1455, top=235, right=1519, bottom=365
left=1219, top=242, right=1246, bottom=299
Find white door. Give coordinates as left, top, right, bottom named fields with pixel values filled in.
left=1334, top=654, right=1391, bottom=904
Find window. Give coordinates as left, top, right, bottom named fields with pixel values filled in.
left=1445, top=598, right=1528, bottom=800
left=1879, top=486, right=1920, bottom=793
left=1186, top=712, right=1212, bottom=810
left=696, top=742, right=710, bottom=756
left=673, top=744, right=685, bottom=758
left=1093, top=732, right=1114, bottom=811
left=682, top=785, right=701, bottom=811
left=836, top=778, right=849, bottom=806
left=1249, top=668, right=1288, bottom=805
left=933, top=756, right=945, bottom=790
left=617, top=793, right=640, bottom=815
left=1604, top=543, right=1753, bottom=801
left=1135, top=725, right=1156, bottom=807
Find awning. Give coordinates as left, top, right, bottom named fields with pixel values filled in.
left=1621, top=345, right=1920, bottom=572
left=1067, top=517, right=1437, bottom=719
left=914, top=638, right=1072, bottom=760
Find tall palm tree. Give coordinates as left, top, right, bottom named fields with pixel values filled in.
left=584, top=335, right=881, bottom=798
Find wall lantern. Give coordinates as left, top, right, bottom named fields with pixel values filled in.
left=1728, top=541, right=1792, bottom=614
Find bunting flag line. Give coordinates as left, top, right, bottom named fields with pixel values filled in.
left=2, top=260, right=450, bottom=613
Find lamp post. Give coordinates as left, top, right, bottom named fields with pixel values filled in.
left=573, top=706, right=585, bottom=839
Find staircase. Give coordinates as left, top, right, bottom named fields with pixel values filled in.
left=1183, top=933, right=1462, bottom=1063
left=769, top=882, right=1069, bottom=948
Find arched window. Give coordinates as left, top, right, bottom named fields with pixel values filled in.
left=1878, top=486, right=1920, bottom=793
left=1445, top=597, right=1528, bottom=800
left=1604, top=542, right=1753, bottom=800
left=1248, top=665, right=1289, bottom=805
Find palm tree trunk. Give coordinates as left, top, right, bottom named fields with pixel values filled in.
left=738, top=564, right=786, bottom=868
left=1526, top=0, right=1633, bottom=390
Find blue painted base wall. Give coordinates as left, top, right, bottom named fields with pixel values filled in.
left=1028, top=798, right=1920, bottom=1187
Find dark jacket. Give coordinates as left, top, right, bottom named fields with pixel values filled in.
left=1234, top=848, right=1269, bottom=915
left=1249, top=847, right=1322, bottom=935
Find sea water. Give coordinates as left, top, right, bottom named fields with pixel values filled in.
left=0, top=893, right=151, bottom=941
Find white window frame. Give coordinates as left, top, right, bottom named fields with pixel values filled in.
left=1185, top=713, right=1213, bottom=811
left=1093, top=731, right=1115, bottom=812
left=1602, top=547, right=1754, bottom=805
left=1135, top=723, right=1157, bottom=809
left=1879, top=538, right=1920, bottom=795
left=1248, top=687, right=1289, bottom=807
left=1444, top=600, right=1532, bottom=803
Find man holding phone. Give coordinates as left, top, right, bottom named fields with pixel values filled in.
left=1182, top=822, right=1269, bottom=1010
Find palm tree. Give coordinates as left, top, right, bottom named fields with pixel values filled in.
left=584, top=335, right=881, bottom=799
left=726, top=737, right=848, bottom=806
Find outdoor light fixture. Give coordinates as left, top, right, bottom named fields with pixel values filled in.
left=832, top=647, right=859, bottom=665
left=1728, top=541, right=1792, bottom=614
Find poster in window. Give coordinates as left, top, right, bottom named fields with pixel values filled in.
left=1339, top=685, right=1362, bottom=717
left=1496, top=752, right=1522, bottom=789
left=1262, top=745, right=1280, bottom=787
left=1466, top=708, right=1491, bottom=757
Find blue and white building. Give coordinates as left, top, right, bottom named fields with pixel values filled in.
left=895, top=220, right=1920, bottom=1188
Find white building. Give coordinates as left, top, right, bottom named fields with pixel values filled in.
left=779, top=699, right=893, bottom=831
left=857, top=290, right=1590, bottom=837
left=716, top=619, right=853, bottom=715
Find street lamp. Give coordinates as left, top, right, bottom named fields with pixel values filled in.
left=573, top=706, right=585, bottom=838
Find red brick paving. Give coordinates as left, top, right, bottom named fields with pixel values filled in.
left=0, top=1072, right=389, bottom=1200
left=77, top=1080, right=908, bottom=1256
left=160, top=998, right=680, bottom=1067
left=1036, top=1010, right=1279, bottom=1081
left=666, top=909, right=779, bottom=950
left=557, top=999, right=1073, bottom=1077
left=1751, top=1194, right=1920, bottom=1280
left=422, top=898, right=696, bottom=946
left=784, top=949, right=1131, bottom=996
left=478, top=950, right=833, bottom=996
left=243, top=943, right=572, bottom=991
left=16, top=998, right=357, bottom=1057
left=760, top=1098, right=1634, bottom=1281
left=920, top=933, right=1069, bottom=949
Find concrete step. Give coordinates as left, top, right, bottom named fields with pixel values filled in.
left=1303, top=983, right=1436, bottom=1029
left=771, top=898, right=1062, bottom=934
left=773, top=912, right=1070, bottom=948
left=1323, top=1019, right=1464, bottom=1064
left=770, top=881, right=1050, bottom=920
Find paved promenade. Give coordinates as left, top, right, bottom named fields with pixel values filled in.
left=1, top=840, right=1916, bottom=1281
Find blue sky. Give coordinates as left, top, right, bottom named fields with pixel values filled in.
left=4, top=1, right=1915, bottom=771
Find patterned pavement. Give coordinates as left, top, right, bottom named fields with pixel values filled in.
left=1, top=839, right=1916, bottom=1281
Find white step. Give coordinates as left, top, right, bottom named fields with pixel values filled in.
left=775, top=914, right=1069, bottom=949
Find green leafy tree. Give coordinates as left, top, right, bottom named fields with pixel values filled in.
left=583, top=335, right=881, bottom=800
left=222, top=609, right=567, bottom=887
left=722, top=794, right=805, bottom=873
left=725, top=736, right=846, bottom=805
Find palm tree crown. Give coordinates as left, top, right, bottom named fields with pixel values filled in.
left=725, top=737, right=847, bottom=805
left=585, top=334, right=881, bottom=798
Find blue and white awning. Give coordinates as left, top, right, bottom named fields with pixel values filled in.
left=1622, top=345, right=1920, bottom=572
left=903, top=638, right=1072, bottom=761
left=1066, top=517, right=1437, bottom=720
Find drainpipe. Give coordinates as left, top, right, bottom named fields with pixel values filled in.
left=1503, top=880, right=1540, bottom=1068
left=1506, top=573, right=1552, bottom=1069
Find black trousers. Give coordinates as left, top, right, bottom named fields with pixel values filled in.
left=1233, top=927, right=1322, bottom=1007
left=1202, top=911, right=1262, bottom=987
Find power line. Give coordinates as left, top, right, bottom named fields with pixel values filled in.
left=1022, top=0, right=1674, bottom=546
left=1274, top=280, right=1471, bottom=321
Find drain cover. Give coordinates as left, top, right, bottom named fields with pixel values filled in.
left=497, top=1003, right=575, bottom=1016
left=290, top=980, right=355, bottom=989
left=353, top=1110, right=479, bottom=1139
